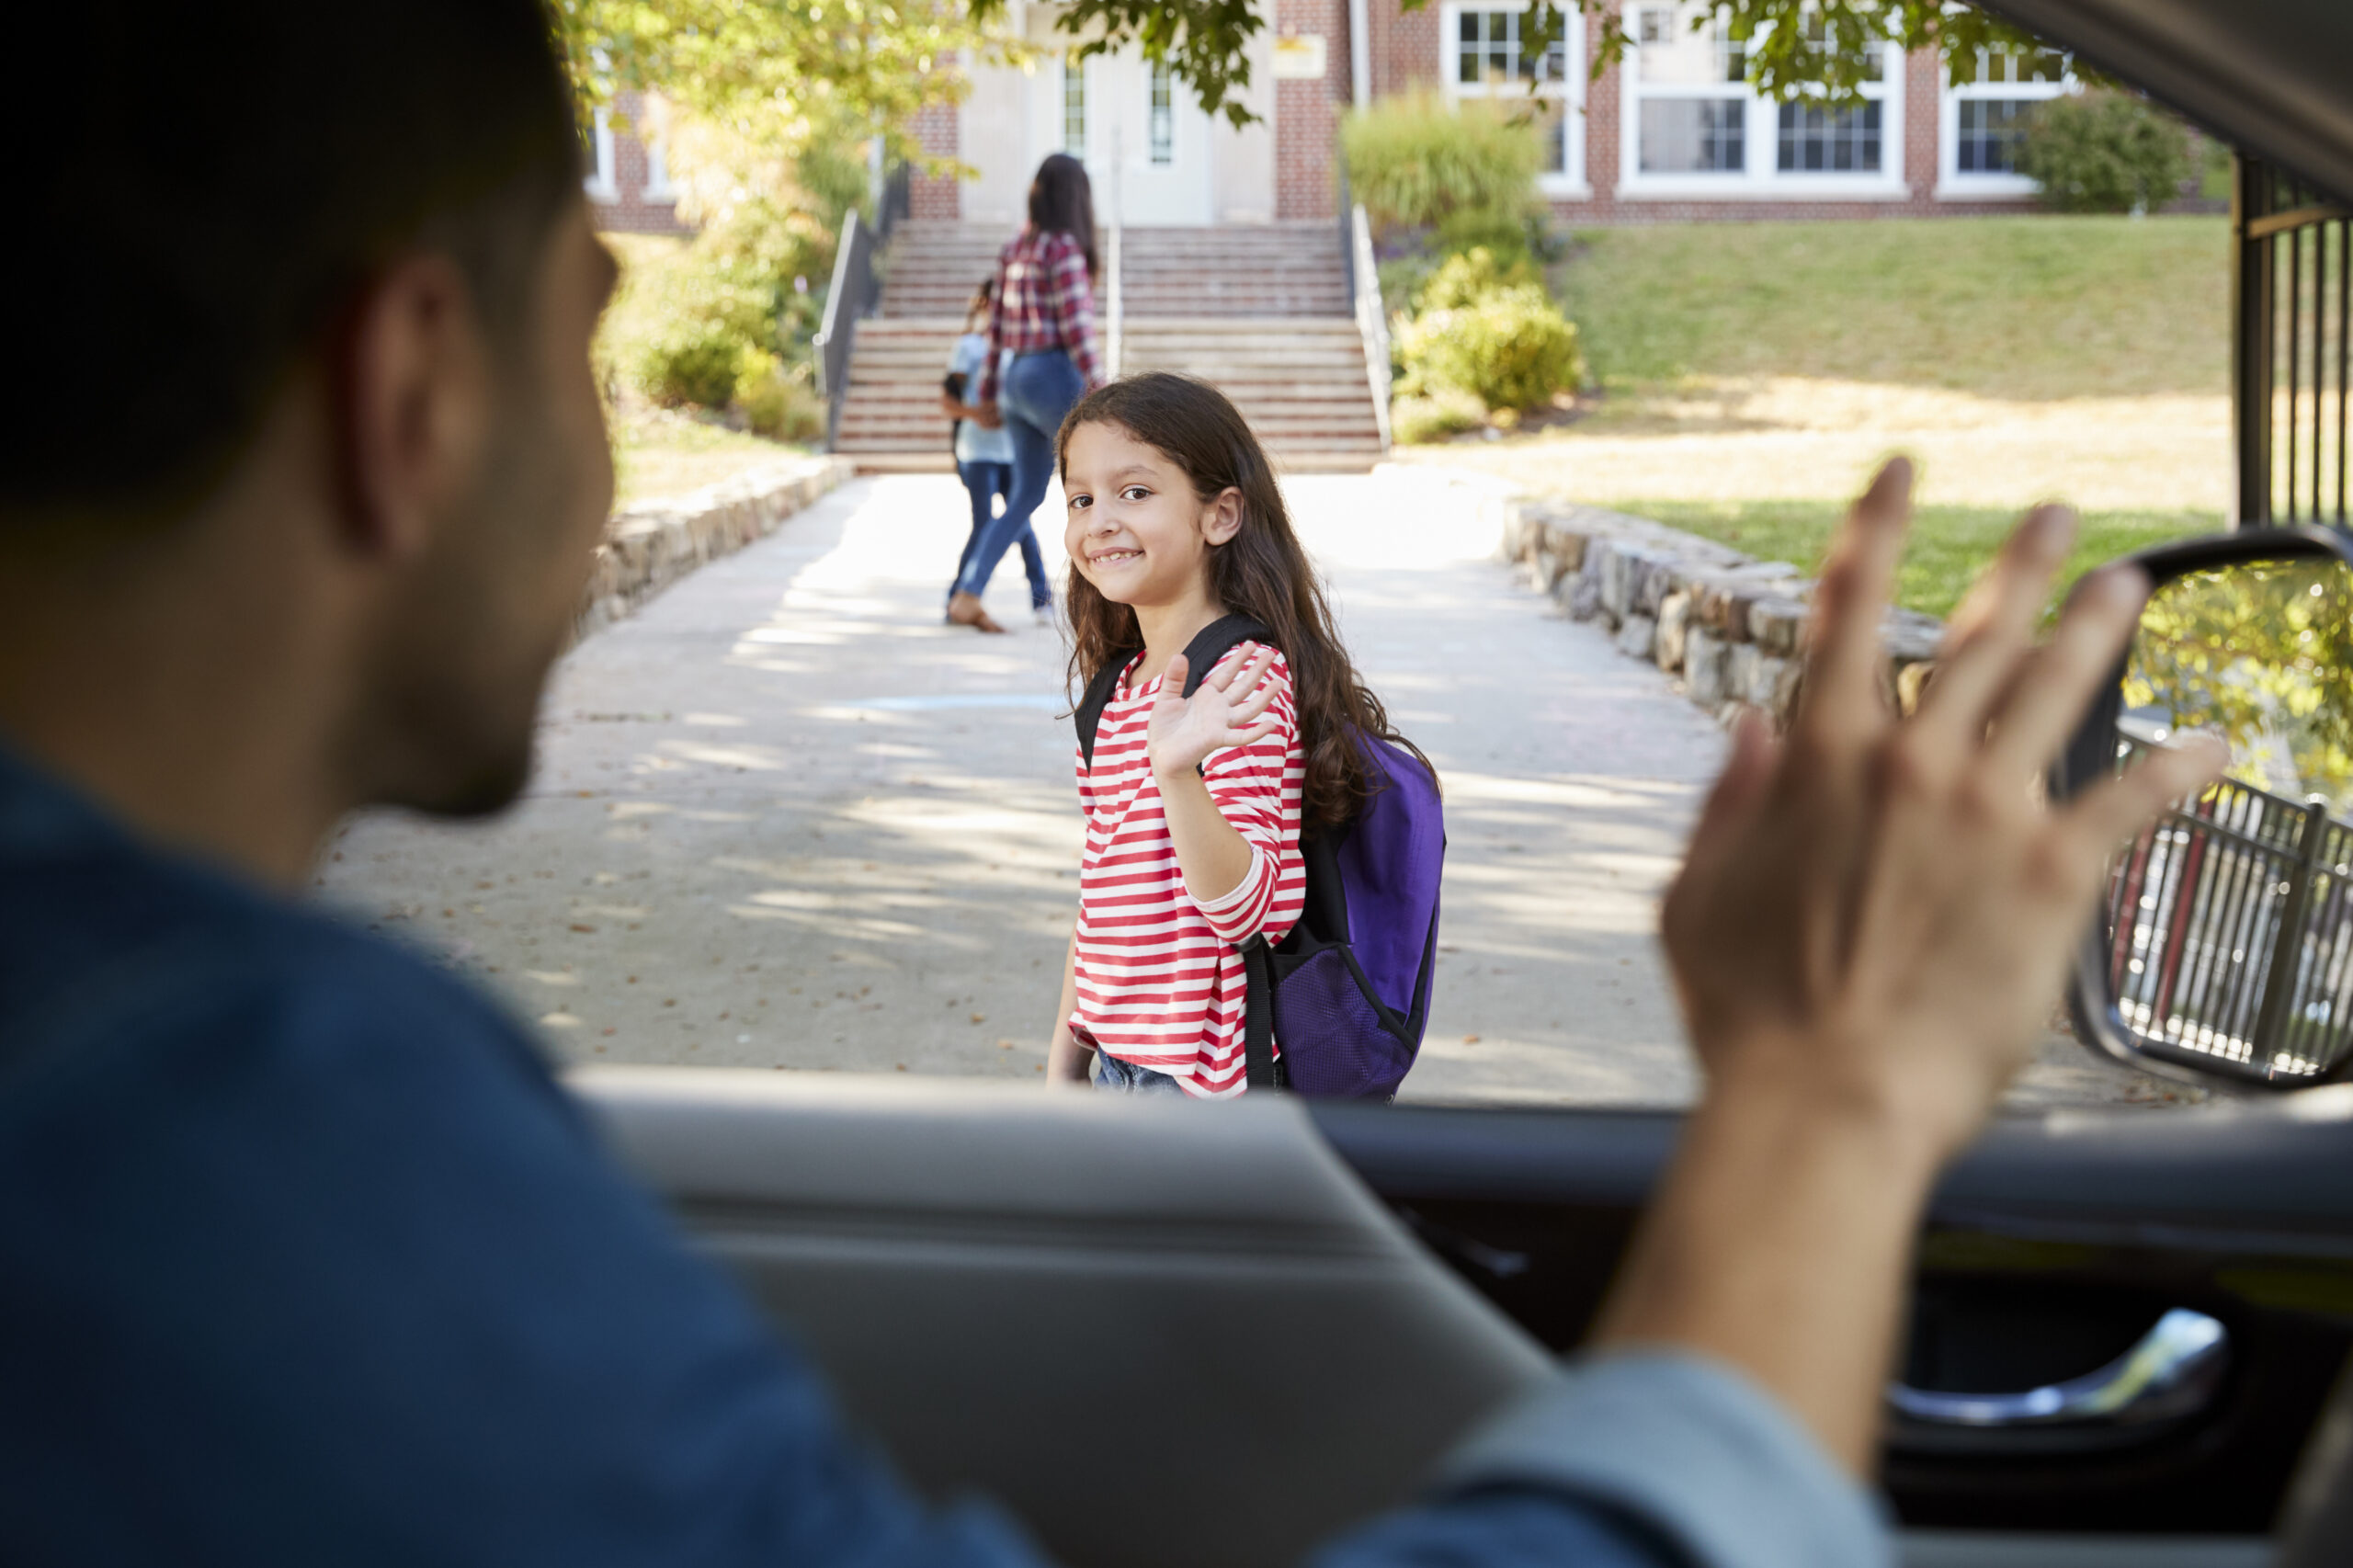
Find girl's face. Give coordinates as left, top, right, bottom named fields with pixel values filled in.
left=1062, top=420, right=1241, bottom=612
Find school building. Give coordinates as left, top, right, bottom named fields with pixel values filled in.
left=913, top=0, right=2082, bottom=228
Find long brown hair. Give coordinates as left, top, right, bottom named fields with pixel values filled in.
left=1057, top=372, right=1431, bottom=829
left=1027, top=152, right=1099, bottom=281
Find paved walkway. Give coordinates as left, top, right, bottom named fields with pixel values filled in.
left=317, top=470, right=2166, bottom=1108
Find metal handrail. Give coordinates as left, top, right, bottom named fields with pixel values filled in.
left=1105, top=217, right=1123, bottom=379
left=813, top=207, right=875, bottom=452
left=1350, top=202, right=1392, bottom=454
left=2233, top=154, right=2351, bottom=524
left=2108, top=752, right=2353, bottom=1080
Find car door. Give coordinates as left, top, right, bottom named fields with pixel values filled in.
left=578, top=1064, right=2352, bottom=1568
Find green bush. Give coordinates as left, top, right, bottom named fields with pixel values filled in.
left=1341, top=89, right=1543, bottom=240
left=1393, top=247, right=1581, bottom=412
left=1391, top=387, right=1488, bottom=444
left=2018, top=92, right=2192, bottom=214
left=1411, top=245, right=1540, bottom=312
left=603, top=241, right=779, bottom=409
left=733, top=348, right=827, bottom=441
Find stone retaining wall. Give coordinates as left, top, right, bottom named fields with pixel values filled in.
left=575, top=454, right=854, bottom=640
left=1498, top=499, right=1946, bottom=728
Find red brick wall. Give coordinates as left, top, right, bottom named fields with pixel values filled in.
left=1353, top=7, right=2042, bottom=225
left=909, top=99, right=961, bottom=220
left=1548, top=45, right=2036, bottom=223
left=593, top=93, right=691, bottom=236
left=1276, top=0, right=1350, bottom=219
left=1370, top=0, right=1441, bottom=100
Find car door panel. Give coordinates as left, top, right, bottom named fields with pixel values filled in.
left=574, top=1068, right=1552, bottom=1568
left=1309, top=1098, right=2353, bottom=1536
left=579, top=1068, right=2353, bottom=1561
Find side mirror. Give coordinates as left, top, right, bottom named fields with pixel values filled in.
left=2058, top=528, right=2353, bottom=1089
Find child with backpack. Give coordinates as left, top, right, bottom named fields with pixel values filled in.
left=1044, top=372, right=1444, bottom=1099
left=940, top=279, right=1054, bottom=630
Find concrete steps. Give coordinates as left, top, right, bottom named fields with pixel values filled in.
left=830, top=222, right=1382, bottom=474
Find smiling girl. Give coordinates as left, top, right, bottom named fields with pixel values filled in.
left=1044, top=373, right=1423, bottom=1096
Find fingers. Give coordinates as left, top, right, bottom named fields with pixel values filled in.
left=2062, top=732, right=2228, bottom=865
left=1160, top=653, right=1189, bottom=692
left=1227, top=665, right=1282, bottom=727
left=1795, top=459, right=1912, bottom=748
left=1913, top=504, right=2076, bottom=757
left=1984, top=566, right=2148, bottom=778
left=1204, top=643, right=1279, bottom=695
left=1229, top=719, right=1282, bottom=751
left=1682, top=707, right=1779, bottom=873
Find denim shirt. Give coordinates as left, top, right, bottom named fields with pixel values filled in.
left=0, top=744, right=1887, bottom=1568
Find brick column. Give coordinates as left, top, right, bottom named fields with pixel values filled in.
left=1276, top=0, right=1348, bottom=219
left=909, top=98, right=961, bottom=221
left=1903, top=45, right=1939, bottom=199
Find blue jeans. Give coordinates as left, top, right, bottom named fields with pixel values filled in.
left=1093, top=1051, right=1188, bottom=1095
left=949, top=460, right=1050, bottom=611
left=951, top=350, right=1086, bottom=601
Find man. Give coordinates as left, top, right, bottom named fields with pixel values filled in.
left=0, top=6, right=2220, bottom=1564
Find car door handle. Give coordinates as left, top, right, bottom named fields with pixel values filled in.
left=1887, top=1308, right=2229, bottom=1430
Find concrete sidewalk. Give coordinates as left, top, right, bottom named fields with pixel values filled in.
left=316, top=468, right=2167, bottom=1108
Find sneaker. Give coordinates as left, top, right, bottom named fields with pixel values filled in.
left=1033, top=606, right=1056, bottom=628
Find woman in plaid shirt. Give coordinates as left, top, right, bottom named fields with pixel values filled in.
left=948, top=153, right=1105, bottom=634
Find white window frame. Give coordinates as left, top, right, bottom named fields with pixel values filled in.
left=1439, top=3, right=1589, bottom=199
left=583, top=108, right=620, bottom=205
left=640, top=97, right=677, bottom=199
left=1937, top=43, right=2075, bottom=199
left=1617, top=4, right=1907, bottom=201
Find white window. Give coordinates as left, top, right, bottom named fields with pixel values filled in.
left=1938, top=44, right=2074, bottom=199
left=1439, top=4, right=1587, bottom=198
left=1062, top=57, right=1086, bottom=158
left=582, top=108, right=619, bottom=205
left=1149, top=61, right=1174, bottom=165
left=1618, top=4, right=1906, bottom=200
left=640, top=139, right=677, bottom=204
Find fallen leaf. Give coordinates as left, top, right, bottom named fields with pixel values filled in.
left=568, top=923, right=596, bottom=933
left=970, top=1013, right=986, bottom=1025
left=601, top=1027, right=616, bottom=1037
left=1462, top=1034, right=1481, bottom=1044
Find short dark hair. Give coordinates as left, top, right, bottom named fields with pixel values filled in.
left=6, top=3, right=582, bottom=524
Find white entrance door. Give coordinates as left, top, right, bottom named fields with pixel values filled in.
left=1058, top=49, right=1212, bottom=226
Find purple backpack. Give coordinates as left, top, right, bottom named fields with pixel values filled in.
left=1074, top=616, right=1445, bottom=1099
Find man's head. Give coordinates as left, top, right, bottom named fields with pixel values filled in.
left=6, top=3, right=614, bottom=831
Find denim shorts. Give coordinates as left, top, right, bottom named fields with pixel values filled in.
left=1092, top=1051, right=1188, bottom=1095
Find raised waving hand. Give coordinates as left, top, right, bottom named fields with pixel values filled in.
left=1146, top=643, right=1282, bottom=780
left=1597, top=458, right=2227, bottom=1478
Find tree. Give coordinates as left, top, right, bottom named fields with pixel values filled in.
left=559, top=2, right=2080, bottom=149
left=554, top=0, right=993, bottom=164
left=2123, top=562, right=2353, bottom=811
left=962, top=0, right=2079, bottom=130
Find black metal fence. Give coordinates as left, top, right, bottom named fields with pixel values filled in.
left=2107, top=757, right=2353, bottom=1081
left=2234, top=157, right=2352, bottom=524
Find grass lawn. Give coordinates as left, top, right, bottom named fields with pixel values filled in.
left=1392, top=215, right=2233, bottom=608
left=612, top=403, right=810, bottom=508
left=1627, top=498, right=2220, bottom=619
left=1551, top=214, right=2228, bottom=403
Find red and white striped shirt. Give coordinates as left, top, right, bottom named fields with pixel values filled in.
left=1072, top=643, right=1305, bottom=1097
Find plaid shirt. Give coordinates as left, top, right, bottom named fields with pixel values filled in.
left=978, top=226, right=1103, bottom=402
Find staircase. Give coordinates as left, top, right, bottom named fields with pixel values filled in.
left=829, top=221, right=1385, bottom=474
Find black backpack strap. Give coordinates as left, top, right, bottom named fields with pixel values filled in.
left=1176, top=615, right=1275, bottom=700
left=1073, top=649, right=1139, bottom=769
left=1239, top=935, right=1285, bottom=1090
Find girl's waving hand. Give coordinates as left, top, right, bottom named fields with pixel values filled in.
left=1146, top=643, right=1282, bottom=780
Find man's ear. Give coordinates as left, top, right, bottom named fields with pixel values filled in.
left=1201, top=485, right=1245, bottom=548
left=334, top=253, right=492, bottom=561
